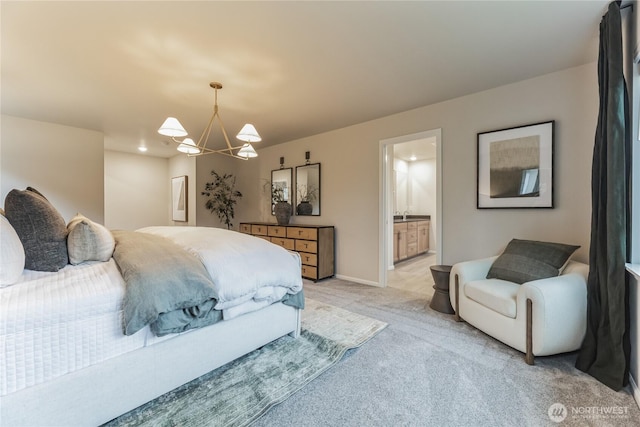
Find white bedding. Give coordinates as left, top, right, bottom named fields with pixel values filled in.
left=1, top=226, right=304, bottom=398
left=0, top=260, right=168, bottom=396
left=138, top=226, right=303, bottom=310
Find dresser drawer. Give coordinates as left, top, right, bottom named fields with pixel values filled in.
left=270, top=237, right=295, bottom=250
left=407, top=221, right=418, bottom=230
left=251, top=224, right=268, bottom=236
left=299, top=252, right=317, bottom=266
left=407, top=230, right=418, bottom=243
left=241, top=222, right=334, bottom=282
left=301, top=265, right=318, bottom=280
left=268, top=226, right=287, bottom=237
left=295, top=240, right=318, bottom=253
left=287, top=227, right=318, bottom=241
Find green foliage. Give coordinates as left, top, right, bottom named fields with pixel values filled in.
left=201, top=170, right=242, bottom=229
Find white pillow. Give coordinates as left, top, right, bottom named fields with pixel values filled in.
left=67, top=214, right=115, bottom=265
left=0, top=215, right=26, bottom=287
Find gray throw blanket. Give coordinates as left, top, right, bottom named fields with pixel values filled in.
left=112, top=230, right=222, bottom=336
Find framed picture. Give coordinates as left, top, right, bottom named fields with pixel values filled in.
left=477, top=121, right=554, bottom=209
left=171, top=175, right=188, bottom=221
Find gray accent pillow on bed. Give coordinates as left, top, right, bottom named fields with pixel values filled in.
left=67, top=213, right=115, bottom=264
left=486, top=239, right=579, bottom=284
left=4, top=187, right=69, bottom=271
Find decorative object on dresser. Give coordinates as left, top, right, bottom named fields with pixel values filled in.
left=271, top=162, right=293, bottom=225
left=393, top=216, right=430, bottom=263
left=241, top=222, right=335, bottom=281
left=273, top=199, right=292, bottom=225
left=201, top=170, right=243, bottom=229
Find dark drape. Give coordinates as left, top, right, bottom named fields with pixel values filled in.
left=575, top=1, right=631, bottom=391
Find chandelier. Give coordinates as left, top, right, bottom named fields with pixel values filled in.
left=157, top=82, right=260, bottom=159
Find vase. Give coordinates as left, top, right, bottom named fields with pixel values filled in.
left=296, top=201, right=313, bottom=215
left=274, top=202, right=292, bottom=225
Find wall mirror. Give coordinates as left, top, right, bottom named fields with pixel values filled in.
left=295, top=163, right=321, bottom=215
left=271, top=168, right=292, bottom=215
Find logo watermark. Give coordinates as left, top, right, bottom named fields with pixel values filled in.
left=548, top=403, right=567, bottom=423
left=548, top=403, right=630, bottom=423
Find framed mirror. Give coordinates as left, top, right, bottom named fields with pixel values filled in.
left=271, top=168, right=292, bottom=215
left=295, top=163, right=321, bottom=215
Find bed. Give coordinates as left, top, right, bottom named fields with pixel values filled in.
left=0, top=188, right=303, bottom=426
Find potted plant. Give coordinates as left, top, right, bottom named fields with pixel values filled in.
left=202, top=170, right=242, bottom=229
left=272, top=184, right=292, bottom=225
left=296, top=184, right=317, bottom=215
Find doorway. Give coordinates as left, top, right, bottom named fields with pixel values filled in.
left=379, top=129, right=442, bottom=288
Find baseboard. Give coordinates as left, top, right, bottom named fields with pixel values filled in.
left=335, top=274, right=382, bottom=287
left=631, top=373, right=640, bottom=409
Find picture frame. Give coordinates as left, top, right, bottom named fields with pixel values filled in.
left=477, top=121, right=554, bottom=209
left=171, top=175, right=188, bottom=221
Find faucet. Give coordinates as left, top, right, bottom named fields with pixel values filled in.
left=402, top=210, right=410, bottom=221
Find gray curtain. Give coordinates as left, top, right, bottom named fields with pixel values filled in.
left=575, top=1, right=631, bottom=391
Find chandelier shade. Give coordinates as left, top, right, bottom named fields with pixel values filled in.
left=158, top=117, right=188, bottom=138
left=176, top=138, right=201, bottom=154
left=157, top=82, right=260, bottom=159
left=237, top=143, right=258, bottom=158
left=236, top=124, right=262, bottom=143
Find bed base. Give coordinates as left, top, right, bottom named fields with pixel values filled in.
left=1, top=303, right=301, bottom=427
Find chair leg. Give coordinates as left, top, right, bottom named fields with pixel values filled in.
left=454, top=274, right=461, bottom=322
left=526, top=298, right=534, bottom=365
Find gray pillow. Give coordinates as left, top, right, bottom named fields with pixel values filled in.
left=486, top=239, right=580, bottom=284
left=4, top=187, right=69, bottom=271
left=67, top=213, right=115, bottom=264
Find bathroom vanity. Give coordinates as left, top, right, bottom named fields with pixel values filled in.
left=393, top=215, right=430, bottom=263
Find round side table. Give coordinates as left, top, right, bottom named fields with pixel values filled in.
left=429, top=265, right=455, bottom=314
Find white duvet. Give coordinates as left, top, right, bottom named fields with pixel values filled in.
left=137, top=226, right=303, bottom=311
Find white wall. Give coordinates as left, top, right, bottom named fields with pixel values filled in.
left=241, top=63, right=597, bottom=284
left=0, top=115, right=104, bottom=223
left=104, top=150, right=169, bottom=230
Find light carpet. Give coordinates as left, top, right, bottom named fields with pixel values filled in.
left=103, top=299, right=387, bottom=427
left=252, top=279, right=640, bottom=426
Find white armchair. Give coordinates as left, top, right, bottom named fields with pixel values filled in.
left=449, top=256, right=589, bottom=364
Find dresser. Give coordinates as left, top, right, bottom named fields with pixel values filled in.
left=239, top=222, right=335, bottom=281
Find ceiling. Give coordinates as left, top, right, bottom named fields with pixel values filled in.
left=1, top=1, right=608, bottom=158
left=393, top=138, right=437, bottom=163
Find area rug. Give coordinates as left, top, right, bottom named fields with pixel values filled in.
left=103, top=299, right=387, bottom=427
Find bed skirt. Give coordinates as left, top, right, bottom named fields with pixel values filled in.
left=1, top=303, right=301, bottom=427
